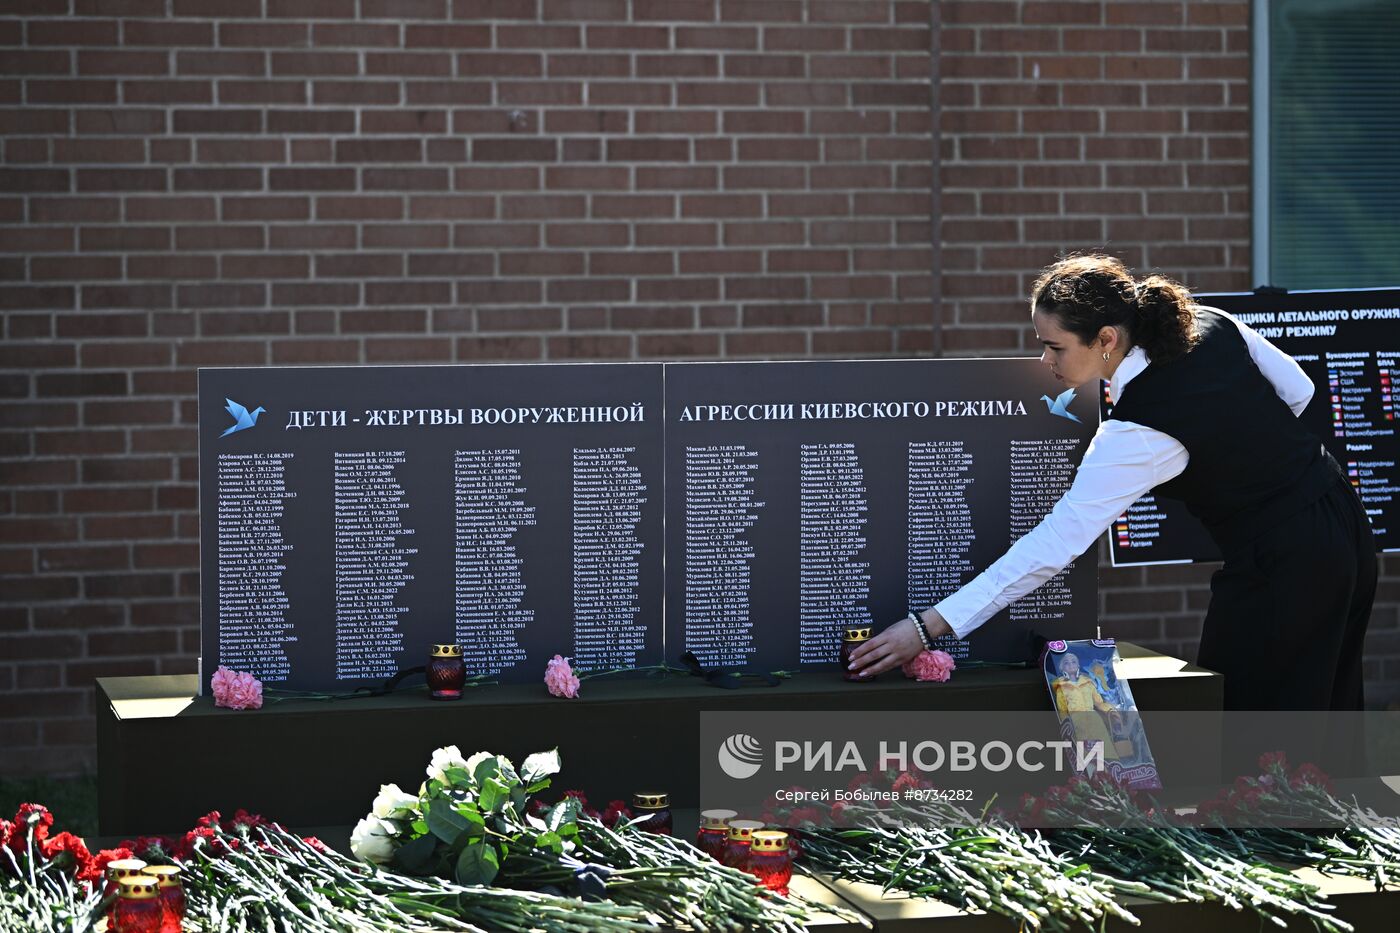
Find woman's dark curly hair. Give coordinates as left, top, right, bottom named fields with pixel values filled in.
left=1030, top=254, right=1199, bottom=363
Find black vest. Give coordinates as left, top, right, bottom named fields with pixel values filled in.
left=1107, top=307, right=1339, bottom=555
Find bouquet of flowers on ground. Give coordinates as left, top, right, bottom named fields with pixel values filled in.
left=352, top=746, right=569, bottom=886
left=1, top=803, right=105, bottom=932
left=350, top=745, right=825, bottom=931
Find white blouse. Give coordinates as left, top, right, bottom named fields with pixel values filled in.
left=932, top=307, right=1316, bottom=639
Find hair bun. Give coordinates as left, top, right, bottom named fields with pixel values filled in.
left=1131, top=275, right=1197, bottom=361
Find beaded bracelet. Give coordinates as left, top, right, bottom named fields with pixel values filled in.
left=907, top=611, right=934, bottom=652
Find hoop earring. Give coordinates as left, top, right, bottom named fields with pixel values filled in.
left=1102, top=351, right=1110, bottom=361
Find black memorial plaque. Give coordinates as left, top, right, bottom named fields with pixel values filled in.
left=664, top=359, right=1099, bottom=671
left=198, top=364, right=665, bottom=692
left=1107, top=287, right=1400, bottom=566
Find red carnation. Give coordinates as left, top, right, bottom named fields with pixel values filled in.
left=891, top=771, right=921, bottom=796
left=178, top=826, right=218, bottom=860
left=195, top=810, right=222, bottom=829
left=785, top=806, right=822, bottom=828
left=12, top=803, right=54, bottom=848
left=301, top=836, right=328, bottom=854
left=1290, top=762, right=1334, bottom=794
left=40, top=831, right=93, bottom=878
left=91, top=846, right=134, bottom=881
left=1258, top=751, right=1289, bottom=772
left=122, top=835, right=173, bottom=862
left=601, top=800, right=633, bottom=828
left=225, top=809, right=266, bottom=834
left=0, top=818, right=11, bottom=850
left=562, top=789, right=589, bottom=808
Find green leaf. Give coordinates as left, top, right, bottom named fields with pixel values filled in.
left=532, top=830, right=563, bottom=854
left=479, top=776, right=511, bottom=814
left=426, top=800, right=472, bottom=847
left=391, top=833, right=437, bottom=875
left=525, top=777, right=553, bottom=796
left=472, top=757, right=501, bottom=790
left=520, top=749, right=561, bottom=784
left=545, top=798, right=581, bottom=833
left=454, top=843, right=500, bottom=887
left=443, top=766, right=472, bottom=788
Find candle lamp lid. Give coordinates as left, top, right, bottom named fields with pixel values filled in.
left=117, top=875, right=161, bottom=899
left=727, top=819, right=765, bottom=839
left=431, top=644, right=462, bottom=657
left=105, top=858, right=148, bottom=875
left=843, top=626, right=873, bottom=642
left=751, top=830, right=789, bottom=852
left=700, top=808, right=738, bottom=829
left=143, top=864, right=181, bottom=887
left=632, top=792, right=668, bottom=809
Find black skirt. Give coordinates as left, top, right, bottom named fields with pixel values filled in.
left=1198, top=473, right=1377, bottom=711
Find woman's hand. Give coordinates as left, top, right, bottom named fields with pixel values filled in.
left=846, top=611, right=953, bottom=678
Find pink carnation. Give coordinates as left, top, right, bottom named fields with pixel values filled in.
left=544, top=654, right=580, bottom=699
left=211, top=666, right=264, bottom=710
left=902, top=649, right=956, bottom=683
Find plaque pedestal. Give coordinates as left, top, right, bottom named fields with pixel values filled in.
left=96, top=642, right=1220, bottom=836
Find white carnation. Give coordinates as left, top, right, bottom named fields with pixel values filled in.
left=349, top=815, right=397, bottom=865
left=371, top=783, right=419, bottom=820
left=426, top=744, right=469, bottom=784
left=464, top=751, right=495, bottom=779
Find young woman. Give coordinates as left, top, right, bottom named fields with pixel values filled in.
left=848, top=255, right=1376, bottom=711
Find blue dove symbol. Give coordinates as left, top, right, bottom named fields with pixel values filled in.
left=220, top=398, right=265, bottom=437
left=1040, top=387, right=1081, bottom=423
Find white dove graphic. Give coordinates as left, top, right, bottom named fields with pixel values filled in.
left=221, top=398, right=266, bottom=437
left=1040, top=387, right=1081, bottom=423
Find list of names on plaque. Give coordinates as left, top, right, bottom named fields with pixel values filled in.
left=906, top=441, right=977, bottom=656
left=453, top=449, right=537, bottom=674
left=797, top=443, right=872, bottom=663
left=1007, top=438, right=1078, bottom=621
left=683, top=445, right=765, bottom=667
left=332, top=451, right=416, bottom=681
left=215, top=452, right=296, bottom=681
left=571, top=447, right=648, bottom=670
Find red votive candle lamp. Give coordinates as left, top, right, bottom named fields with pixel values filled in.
left=105, top=858, right=148, bottom=897
left=748, top=830, right=793, bottom=895
left=144, top=864, right=185, bottom=933
left=631, top=792, right=672, bottom=835
left=840, top=627, right=876, bottom=682
left=721, top=819, right=765, bottom=870
left=113, top=875, right=163, bottom=933
left=696, top=808, right=737, bottom=860
left=427, top=644, right=466, bottom=700
left=104, top=858, right=148, bottom=927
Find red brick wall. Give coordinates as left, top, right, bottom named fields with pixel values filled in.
left=1, top=1, right=1396, bottom=778
left=936, top=0, right=1400, bottom=695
